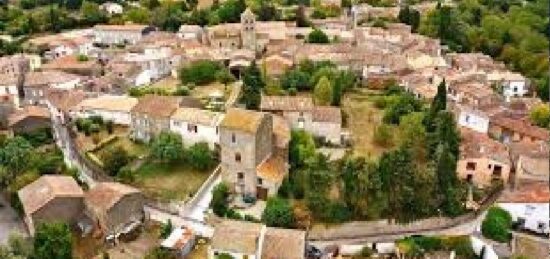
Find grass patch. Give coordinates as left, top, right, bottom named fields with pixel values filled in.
left=133, top=160, right=212, bottom=201
left=342, top=91, right=396, bottom=158
left=94, top=136, right=149, bottom=159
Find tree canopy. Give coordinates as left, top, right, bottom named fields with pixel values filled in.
left=33, top=222, right=73, bottom=259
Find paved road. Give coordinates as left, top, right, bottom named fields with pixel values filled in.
left=0, top=196, right=27, bottom=245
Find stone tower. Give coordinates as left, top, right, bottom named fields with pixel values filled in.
left=241, top=8, right=257, bottom=52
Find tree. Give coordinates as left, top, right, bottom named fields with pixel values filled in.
left=289, top=130, right=316, bottom=168
left=80, top=1, right=107, bottom=25
left=398, top=6, right=420, bottom=32
left=383, top=93, right=422, bottom=124
left=256, top=0, right=278, bottom=21
left=529, top=103, right=550, bottom=128
left=262, top=197, right=295, bottom=228
left=216, top=0, right=246, bottom=23
left=295, top=5, right=309, bottom=27
left=152, top=2, right=185, bottom=32
left=313, top=76, right=333, bottom=105
left=435, top=144, right=463, bottom=216
left=0, top=137, right=32, bottom=185
left=210, top=183, right=230, bottom=216
left=281, top=70, right=311, bottom=91
left=186, top=142, right=214, bottom=170
left=151, top=132, right=184, bottom=163
left=427, top=111, right=460, bottom=159
left=34, top=222, right=72, bottom=259
left=307, top=29, right=330, bottom=44
left=398, top=112, right=427, bottom=162
left=241, top=61, right=265, bottom=110
left=101, top=146, right=130, bottom=176
left=160, top=220, right=173, bottom=239
left=482, top=206, right=512, bottom=242
left=179, top=60, right=224, bottom=85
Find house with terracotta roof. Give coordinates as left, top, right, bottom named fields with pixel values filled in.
left=509, top=141, right=549, bottom=184
left=219, top=108, right=289, bottom=200
left=42, top=55, right=102, bottom=76
left=8, top=106, right=51, bottom=136
left=457, top=128, right=511, bottom=188
left=260, top=95, right=342, bottom=144
left=0, top=74, right=20, bottom=109
left=130, top=95, right=201, bottom=142
left=169, top=107, right=224, bottom=149
left=73, top=95, right=138, bottom=125
left=45, top=89, right=89, bottom=124
left=208, top=219, right=306, bottom=259
left=489, top=112, right=550, bottom=143
left=18, top=175, right=84, bottom=235
left=22, top=71, right=82, bottom=106
left=84, top=182, right=144, bottom=236
left=93, top=24, right=155, bottom=46
left=260, top=54, right=294, bottom=78
left=497, top=181, right=549, bottom=235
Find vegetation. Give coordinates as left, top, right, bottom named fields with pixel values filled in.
left=241, top=61, right=265, bottom=110
left=186, top=142, right=215, bottom=171
left=313, top=76, right=333, bottom=105
left=397, top=235, right=476, bottom=258
left=159, top=220, right=173, bottom=239
left=211, top=182, right=231, bottom=216
left=151, top=131, right=184, bottom=163
left=0, top=137, right=33, bottom=185
left=529, top=103, right=550, bottom=128
left=179, top=60, right=232, bottom=86
left=33, top=222, right=73, bottom=259
left=398, top=6, right=420, bottom=32
left=307, top=28, right=330, bottom=44
left=262, top=197, right=295, bottom=228
left=100, top=145, right=130, bottom=176
left=419, top=0, right=549, bottom=100
left=0, top=233, right=32, bottom=259
left=482, top=206, right=512, bottom=242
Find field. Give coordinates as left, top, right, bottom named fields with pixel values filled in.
left=133, top=160, right=213, bottom=202
left=342, top=90, right=395, bottom=159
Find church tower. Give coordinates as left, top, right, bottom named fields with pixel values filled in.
left=241, top=8, right=257, bottom=52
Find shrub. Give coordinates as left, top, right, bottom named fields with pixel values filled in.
left=288, top=87, right=297, bottom=96
left=482, top=206, right=512, bottom=242
left=186, top=142, right=214, bottom=170
left=262, top=197, right=295, bottom=228
left=210, top=183, right=230, bottom=216
left=307, top=29, right=330, bottom=44
left=89, top=115, right=104, bottom=125
left=179, top=60, right=225, bottom=85
left=151, top=132, right=184, bottom=163
left=116, top=166, right=135, bottom=184
left=173, top=86, right=190, bottom=96
left=100, top=146, right=130, bottom=176
left=159, top=220, right=173, bottom=239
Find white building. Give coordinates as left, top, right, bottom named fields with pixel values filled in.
left=169, top=107, right=224, bottom=149
left=457, top=107, right=490, bottom=134
left=100, top=2, right=123, bottom=15
left=497, top=182, right=549, bottom=235
left=488, top=71, right=528, bottom=102
left=0, top=75, right=20, bottom=108
left=178, top=25, right=204, bottom=41
left=73, top=95, right=138, bottom=125
left=122, top=46, right=174, bottom=81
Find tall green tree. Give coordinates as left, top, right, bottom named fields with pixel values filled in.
left=33, top=222, right=73, bottom=259
left=425, top=80, right=447, bottom=132
left=0, top=137, right=32, bottom=185
left=434, top=144, right=463, bottom=216
left=313, top=76, right=332, bottom=105
left=241, top=61, right=265, bottom=110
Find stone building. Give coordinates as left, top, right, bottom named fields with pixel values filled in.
left=18, top=175, right=84, bottom=235
left=219, top=108, right=288, bottom=200
left=7, top=106, right=51, bottom=136
left=84, top=182, right=145, bottom=236
left=93, top=24, right=155, bottom=46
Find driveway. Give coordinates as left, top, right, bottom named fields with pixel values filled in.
left=0, top=196, right=27, bottom=244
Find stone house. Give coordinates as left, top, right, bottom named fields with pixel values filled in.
left=22, top=71, right=82, bottom=106
left=7, top=106, right=51, bottom=136
left=130, top=95, right=201, bottom=142
left=487, top=71, right=528, bottom=101
left=260, top=95, right=342, bottom=145
left=488, top=113, right=550, bottom=143
left=41, top=55, right=102, bottom=76
left=18, top=175, right=84, bottom=235
left=260, top=54, right=294, bottom=78
left=0, top=74, right=20, bottom=109
left=73, top=95, right=138, bottom=125
left=219, top=108, right=289, bottom=200
left=93, top=24, right=155, bottom=46
left=509, top=141, right=549, bottom=184
left=178, top=25, right=204, bottom=41
left=208, top=219, right=306, bottom=259
left=45, top=89, right=88, bottom=125
left=84, top=182, right=145, bottom=236
left=457, top=128, right=511, bottom=188
left=169, top=107, right=224, bottom=149
left=456, top=106, right=491, bottom=134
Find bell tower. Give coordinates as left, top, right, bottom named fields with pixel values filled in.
left=241, top=8, right=257, bottom=52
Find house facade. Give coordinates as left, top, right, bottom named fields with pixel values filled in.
left=73, top=95, right=138, bottom=125
left=93, top=24, right=155, bottom=45
left=22, top=71, right=82, bottom=106
left=130, top=95, right=183, bottom=142
left=169, top=107, right=224, bottom=149
left=18, top=175, right=84, bottom=235
left=457, top=107, right=490, bottom=134
left=220, top=109, right=288, bottom=200
left=457, top=128, right=511, bottom=188
left=84, top=182, right=145, bottom=236
left=497, top=182, right=549, bottom=235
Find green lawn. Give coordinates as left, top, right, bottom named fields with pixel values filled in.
left=133, top=160, right=213, bottom=201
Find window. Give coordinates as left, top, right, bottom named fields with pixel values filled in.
left=238, top=172, right=244, bottom=179
left=173, top=121, right=180, bottom=127
left=257, top=178, right=262, bottom=185
left=488, top=164, right=492, bottom=169
left=231, top=133, right=236, bottom=143
left=492, top=165, right=502, bottom=177
left=538, top=222, right=545, bottom=230
left=216, top=126, right=219, bottom=135
left=466, top=162, right=476, bottom=170
left=235, top=152, right=241, bottom=162
left=298, top=118, right=305, bottom=129
left=465, top=115, right=470, bottom=123
left=187, top=124, right=197, bottom=133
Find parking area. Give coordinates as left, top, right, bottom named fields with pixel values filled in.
left=0, top=196, right=28, bottom=244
